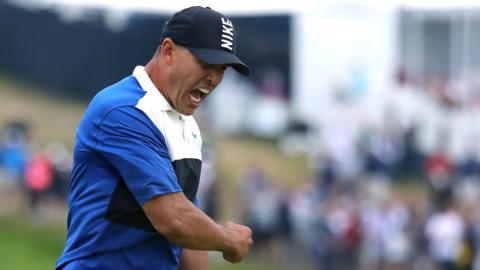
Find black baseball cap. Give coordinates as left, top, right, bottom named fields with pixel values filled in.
left=160, top=6, right=250, bottom=76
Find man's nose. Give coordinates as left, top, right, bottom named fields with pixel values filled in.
left=206, top=69, right=224, bottom=88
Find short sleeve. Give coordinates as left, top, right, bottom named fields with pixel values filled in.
left=94, top=106, right=181, bottom=206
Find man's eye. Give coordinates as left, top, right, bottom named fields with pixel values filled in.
left=199, top=61, right=209, bottom=69
left=196, top=58, right=208, bottom=68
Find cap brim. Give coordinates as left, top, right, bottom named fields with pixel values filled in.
left=187, top=47, right=250, bottom=76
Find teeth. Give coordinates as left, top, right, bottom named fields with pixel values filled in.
left=198, top=88, right=210, bottom=94
left=191, top=94, right=201, bottom=103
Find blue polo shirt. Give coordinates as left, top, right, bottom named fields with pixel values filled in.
left=56, top=66, right=203, bottom=270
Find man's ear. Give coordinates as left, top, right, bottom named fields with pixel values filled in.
left=161, top=38, right=175, bottom=65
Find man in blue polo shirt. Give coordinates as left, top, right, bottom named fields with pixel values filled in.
left=56, top=6, right=252, bottom=270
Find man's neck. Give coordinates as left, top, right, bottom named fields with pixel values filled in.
left=145, top=60, right=174, bottom=108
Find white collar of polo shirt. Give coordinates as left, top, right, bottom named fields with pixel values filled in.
left=132, top=66, right=191, bottom=121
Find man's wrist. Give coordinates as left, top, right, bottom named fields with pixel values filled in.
left=215, top=223, right=233, bottom=253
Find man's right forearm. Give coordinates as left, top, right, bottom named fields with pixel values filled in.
left=153, top=197, right=232, bottom=251
left=143, top=192, right=251, bottom=259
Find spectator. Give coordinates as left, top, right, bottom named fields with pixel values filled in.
left=24, top=150, right=54, bottom=219
left=425, top=201, right=465, bottom=270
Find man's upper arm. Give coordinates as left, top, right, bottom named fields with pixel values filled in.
left=143, top=191, right=191, bottom=233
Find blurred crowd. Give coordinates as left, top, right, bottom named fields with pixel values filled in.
left=199, top=69, right=480, bottom=270
left=1, top=68, right=480, bottom=270
left=229, top=158, right=479, bottom=270
left=0, top=121, right=71, bottom=221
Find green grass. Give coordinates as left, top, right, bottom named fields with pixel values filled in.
left=212, top=261, right=278, bottom=270
left=0, top=216, right=277, bottom=270
left=0, top=217, right=65, bottom=270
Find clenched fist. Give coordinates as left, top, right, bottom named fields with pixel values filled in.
left=221, top=221, right=253, bottom=263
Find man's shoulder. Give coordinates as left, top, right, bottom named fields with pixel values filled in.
left=77, top=76, right=147, bottom=142
left=91, top=76, right=145, bottom=109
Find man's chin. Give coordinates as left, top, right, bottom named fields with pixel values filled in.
left=179, top=108, right=196, bottom=116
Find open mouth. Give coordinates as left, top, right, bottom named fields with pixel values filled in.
left=190, top=88, right=210, bottom=104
